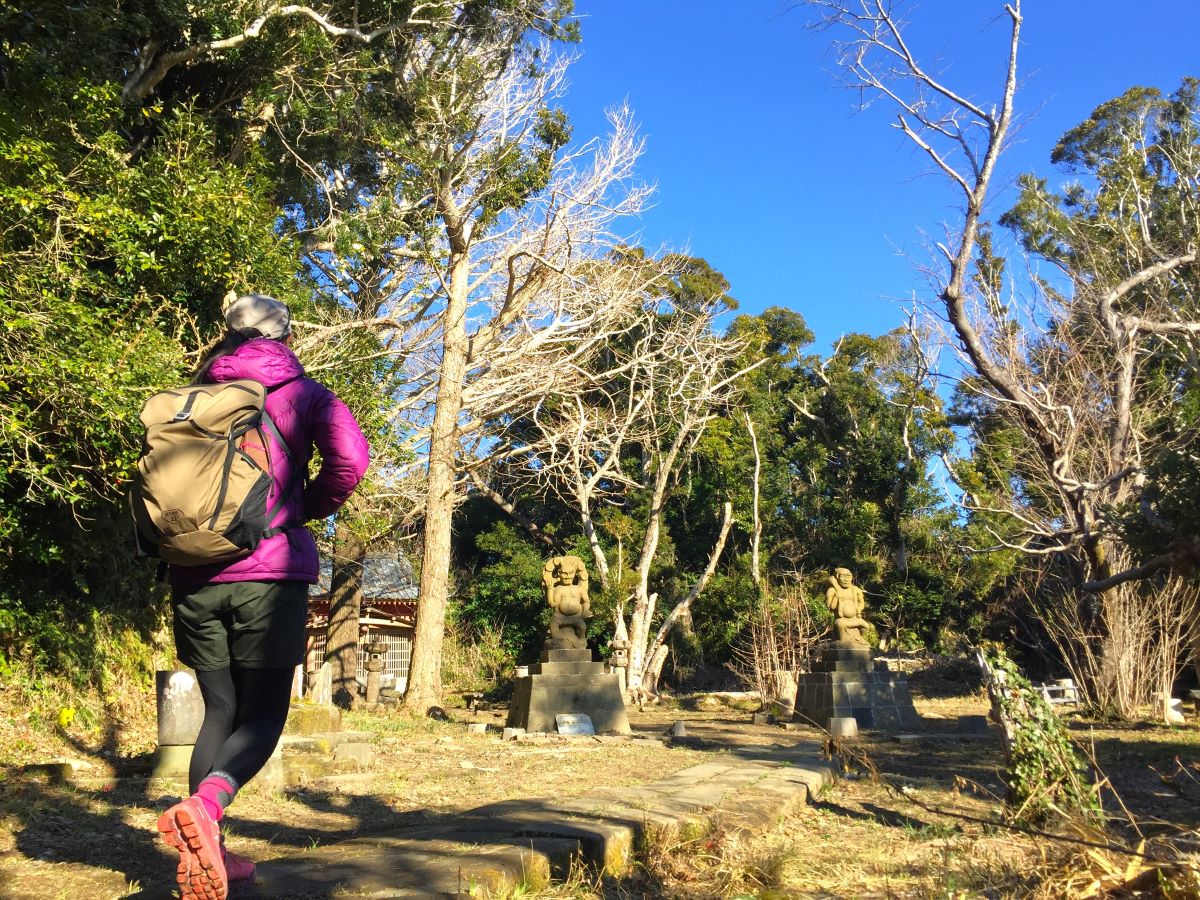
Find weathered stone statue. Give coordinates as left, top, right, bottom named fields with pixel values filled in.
left=543, top=555, right=591, bottom=650
left=826, top=567, right=869, bottom=648
left=792, top=566, right=919, bottom=731
left=508, top=554, right=630, bottom=735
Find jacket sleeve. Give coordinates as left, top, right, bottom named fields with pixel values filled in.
left=303, top=383, right=370, bottom=521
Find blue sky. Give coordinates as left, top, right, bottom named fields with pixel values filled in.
left=560, top=1, right=1200, bottom=352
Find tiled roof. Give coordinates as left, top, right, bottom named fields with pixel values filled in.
left=309, top=554, right=418, bottom=601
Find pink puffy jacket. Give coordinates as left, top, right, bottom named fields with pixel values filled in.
left=169, top=339, right=370, bottom=588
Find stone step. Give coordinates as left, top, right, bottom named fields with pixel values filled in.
left=539, top=647, right=593, bottom=663
left=536, top=660, right=607, bottom=675
left=450, top=800, right=634, bottom=875
left=809, top=660, right=885, bottom=673
left=280, top=730, right=373, bottom=754
left=281, top=742, right=375, bottom=786
left=236, top=836, right=557, bottom=897
left=131, top=743, right=836, bottom=898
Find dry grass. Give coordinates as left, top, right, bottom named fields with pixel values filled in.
left=5, top=657, right=1200, bottom=898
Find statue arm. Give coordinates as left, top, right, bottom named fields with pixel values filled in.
left=541, top=559, right=557, bottom=607
left=825, top=584, right=838, bottom=611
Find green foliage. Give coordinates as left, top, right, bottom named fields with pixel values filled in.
left=454, top=517, right=551, bottom=664
left=690, top=563, right=761, bottom=664
left=0, top=74, right=300, bottom=667
left=984, top=647, right=1103, bottom=829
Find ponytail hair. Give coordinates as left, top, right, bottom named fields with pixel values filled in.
left=191, top=328, right=263, bottom=384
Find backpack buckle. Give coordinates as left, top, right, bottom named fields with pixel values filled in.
left=173, top=392, right=199, bottom=422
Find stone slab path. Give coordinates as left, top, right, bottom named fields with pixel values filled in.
left=133, top=740, right=832, bottom=898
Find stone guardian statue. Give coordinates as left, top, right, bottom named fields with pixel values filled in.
left=826, top=567, right=870, bottom=648
left=542, top=555, right=591, bottom=650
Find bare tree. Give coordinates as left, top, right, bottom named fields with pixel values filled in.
left=390, top=54, right=649, bottom=713
left=731, top=582, right=826, bottom=713
left=120, top=2, right=457, bottom=103
left=480, top=268, right=760, bottom=696
left=801, top=0, right=1200, bottom=709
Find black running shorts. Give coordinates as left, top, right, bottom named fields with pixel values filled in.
left=172, top=580, right=309, bottom=671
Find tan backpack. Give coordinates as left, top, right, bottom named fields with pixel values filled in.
left=130, top=379, right=295, bottom=566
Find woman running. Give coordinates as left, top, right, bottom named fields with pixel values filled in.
left=156, top=294, right=369, bottom=898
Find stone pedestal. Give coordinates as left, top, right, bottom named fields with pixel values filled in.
left=794, top=648, right=920, bottom=731
left=506, top=648, right=631, bottom=735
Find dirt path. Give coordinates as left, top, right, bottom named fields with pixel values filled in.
left=3, top=676, right=1199, bottom=898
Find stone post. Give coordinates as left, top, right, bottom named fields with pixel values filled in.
left=365, top=638, right=386, bottom=707
left=309, top=660, right=334, bottom=706
left=151, top=670, right=205, bottom=781
left=770, top=669, right=798, bottom=717
left=609, top=638, right=629, bottom=696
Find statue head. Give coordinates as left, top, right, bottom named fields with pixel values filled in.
left=543, top=556, right=589, bottom=603
left=549, top=556, right=585, bottom=584
left=834, top=567, right=853, bottom=588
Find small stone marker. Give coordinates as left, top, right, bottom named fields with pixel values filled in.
left=334, top=743, right=374, bottom=770
left=466, top=723, right=488, bottom=734
left=555, top=713, right=595, bottom=735
left=828, top=717, right=858, bottom=739
left=309, top=662, right=333, bottom=706
left=670, top=721, right=687, bottom=738
left=752, top=713, right=771, bottom=726
left=502, top=727, right=525, bottom=741
left=1167, top=698, right=1186, bottom=724
left=782, top=721, right=803, bottom=732
left=157, top=670, right=205, bottom=746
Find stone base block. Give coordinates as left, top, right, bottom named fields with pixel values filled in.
left=828, top=717, right=858, bottom=739
left=537, top=660, right=607, bottom=676
left=507, top=673, right=631, bottom=734
left=540, top=648, right=594, bottom=664
left=150, top=744, right=193, bottom=780
left=808, top=647, right=877, bottom=673
left=794, top=664, right=920, bottom=733
left=285, top=703, right=342, bottom=736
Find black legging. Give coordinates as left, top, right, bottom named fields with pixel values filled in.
left=190, top=666, right=295, bottom=796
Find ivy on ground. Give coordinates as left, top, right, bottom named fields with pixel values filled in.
left=983, top=647, right=1104, bottom=830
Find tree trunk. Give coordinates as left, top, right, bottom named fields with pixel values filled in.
left=632, top=501, right=734, bottom=694
left=626, top=428, right=695, bottom=693
left=404, top=242, right=470, bottom=715
left=328, top=521, right=366, bottom=709
left=644, top=642, right=670, bottom=695
left=744, top=414, right=763, bottom=587
left=578, top=504, right=611, bottom=593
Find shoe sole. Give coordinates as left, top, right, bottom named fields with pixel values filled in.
left=157, top=804, right=228, bottom=900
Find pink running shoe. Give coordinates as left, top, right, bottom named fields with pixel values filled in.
left=157, top=797, right=228, bottom=899
left=221, top=839, right=257, bottom=882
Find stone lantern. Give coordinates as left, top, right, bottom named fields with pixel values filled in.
left=608, top=638, right=630, bottom=695
left=365, top=638, right=387, bottom=707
